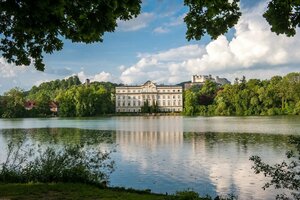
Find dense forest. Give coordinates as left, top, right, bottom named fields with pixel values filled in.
left=0, top=76, right=117, bottom=118
left=0, top=72, right=299, bottom=118
left=184, top=72, right=300, bottom=116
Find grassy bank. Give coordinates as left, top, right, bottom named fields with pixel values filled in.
left=0, top=183, right=168, bottom=200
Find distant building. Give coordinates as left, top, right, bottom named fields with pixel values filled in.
left=115, top=81, right=183, bottom=113
left=24, top=101, right=36, bottom=110
left=49, top=101, right=59, bottom=113
left=185, top=74, right=231, bottom=89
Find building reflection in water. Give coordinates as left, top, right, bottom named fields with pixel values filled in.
left=111, top=116, right=289, bottom=199
left=115, top=116, right=183, bottom=146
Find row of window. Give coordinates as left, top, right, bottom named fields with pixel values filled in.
left=117, top=100, right=182, bottom=107
left=117, top=108, right=182, bottom=112
left=117, top=95, right=182, bottom=100
left=116, top=89, right=182, bottom=93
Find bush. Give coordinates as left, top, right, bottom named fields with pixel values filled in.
left=0, top=137, right=114, bottom=187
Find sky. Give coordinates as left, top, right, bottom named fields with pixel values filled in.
left=0, top=0, right=299, bottom=94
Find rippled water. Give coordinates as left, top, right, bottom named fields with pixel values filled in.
left=0, top=116, right=299, bottom=199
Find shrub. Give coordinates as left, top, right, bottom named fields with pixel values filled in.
left=0, top=137, right=114, bottom=187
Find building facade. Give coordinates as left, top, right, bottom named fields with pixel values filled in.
left=185, top=74, right=231, bottom=89
left=115, top=81, right=183, bottom=113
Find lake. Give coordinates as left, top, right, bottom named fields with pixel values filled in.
left=0, top=116, right=299, bottom=199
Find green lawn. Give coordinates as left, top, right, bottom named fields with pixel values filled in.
left=0, top=183, right=167, bottom=200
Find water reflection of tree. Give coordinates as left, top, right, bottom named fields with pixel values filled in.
left=183, top=132, right=291, bottom=152
left=0, top=128, right=116, bottom=146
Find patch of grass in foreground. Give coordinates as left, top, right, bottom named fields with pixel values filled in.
left=0, top=183, right=167, bottom=200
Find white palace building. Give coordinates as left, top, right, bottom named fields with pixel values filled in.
left=115, top=81, right=183, bottom=113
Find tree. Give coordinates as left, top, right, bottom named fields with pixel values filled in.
left=184, top=0, right=241, bottom=40
left=0, top=0, right=141, bottom=70
left=1, top=88, right=26, bottom=118
left=1, top=0, right=300, bottom=70
left=184, top=0, right=300, bottom=41
left=250, top=136, right=300, bottom=200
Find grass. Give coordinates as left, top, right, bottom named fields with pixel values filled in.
left=0, top=183, right=167, bottom=200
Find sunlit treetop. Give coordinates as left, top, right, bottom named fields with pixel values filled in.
left=184, top=0, right=300, bottom=40
left=0, top=0, right=141, bottom=71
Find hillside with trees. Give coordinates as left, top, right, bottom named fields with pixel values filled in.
left=1, top=72, right=300, bottom=118
left=184, top=72, right=300, bottom=116
left=0, top=76, right=117, bottom=118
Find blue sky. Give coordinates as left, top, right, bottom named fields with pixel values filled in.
left=0, top=0, right=299, bottom=94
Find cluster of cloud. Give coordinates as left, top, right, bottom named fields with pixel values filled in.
left=153, top=13, right=186, bottom=34
left=119, top=3, right=300, bottom=85
left=75, top=71, right=113, bottom=83
left=117, top=12, right=155, bottom=32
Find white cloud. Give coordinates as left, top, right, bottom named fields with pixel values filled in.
left=153, top=13, right=186, bottom=34
left=168, top=13, right=186, bottom=27
left=153, top=26, right=169, bottom=34
left=0, top=57, right=20, bottom=78
left=92, top=71, right=112, bottom=82
left=119, top=65, right=126, bottom=72
left=117, top=12, right=155, bottom=32
left=71, top=71, right=113, bottom=83
left=120, top=2, right=300, bottom=85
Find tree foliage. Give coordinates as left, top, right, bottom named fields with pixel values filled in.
left=183, top=73, right=300, bottom=116
left=184, top=0, right=241, bottom=40
left=250, top=136, right=300, bottom=200
left=0, top=76, right=117, bottom=118
left=1, top=0, right=300, bottom=70
left=184, top=0, right=300, bottom=41
left=0, top=0, right=141, bottom=70
left=1, top=88, right=26, bottom=118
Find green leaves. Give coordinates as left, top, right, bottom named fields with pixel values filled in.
left=0, top=0, right=141, bottom=70
left=184, top=0, right=241, bottom=40
left=263, top=0, right=300, bottom=37
left=250, top=136, right=300, bottom=199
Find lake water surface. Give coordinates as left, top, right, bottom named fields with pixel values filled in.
left=0, top=116, right=299, bottom=199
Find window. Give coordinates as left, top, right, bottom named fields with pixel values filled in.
left=173, top=95, right=175, bottom=99
left=128, top=102, right=131, bottom=106
left=178, top=89, right=180, bottom=92
left=123, top=96, right=125, bottom=99
left=163, top=100, right=165, bottom=106
left=118, top=96, right=120, bottom=99
left=173, top=90, right=175, bottom=92
left=128, top=96, right=131, bottom=99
